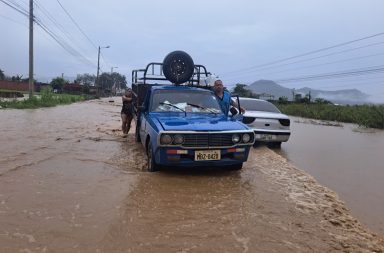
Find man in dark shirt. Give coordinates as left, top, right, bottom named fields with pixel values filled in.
left=213, top=79, right=245, bottom=116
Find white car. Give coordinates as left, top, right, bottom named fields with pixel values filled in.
left=238, top=97, right=291, bottom=148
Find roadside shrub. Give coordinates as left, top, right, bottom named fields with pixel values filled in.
left=276, top=103, right=384, bottom=129
left=0, top=92, right=85, bottom=109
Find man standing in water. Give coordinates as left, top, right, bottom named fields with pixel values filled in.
left=213, top=79, right=245, bottom=116
left=121, top=89, right=133, bottom=136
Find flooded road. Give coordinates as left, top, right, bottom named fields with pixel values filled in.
left=0, top=98, right=383, bottom=252
left=276, top=117, right=384, bottom=234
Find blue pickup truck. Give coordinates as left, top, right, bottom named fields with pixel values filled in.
left=132, top=51, right=255, bottom=172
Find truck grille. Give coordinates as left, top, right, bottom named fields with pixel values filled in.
left=183, top=133, right=235, bottom=148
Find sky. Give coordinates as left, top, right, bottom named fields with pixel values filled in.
left=1, top=0, right=384, bottom=102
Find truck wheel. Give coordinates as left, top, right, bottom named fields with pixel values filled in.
left=147, top=142, right=159, bottom=172
left=228, top=163, right=243, bottom=170
left=267, top=142, right=282, bottom=149
left=162, top=51, right=194, bottom=85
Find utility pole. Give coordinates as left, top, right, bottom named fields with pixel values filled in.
left=96, top=46, right=100, bottom=96
left=29, top=0, right=34, bottom=97
left=96, top=45, right=110, bottom=96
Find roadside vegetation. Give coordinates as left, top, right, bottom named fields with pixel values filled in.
left=0, top=87, right=85, bottom=109
left=232, top=83, right=384, bottom=129
left=275, top=103, right=384, bottom=129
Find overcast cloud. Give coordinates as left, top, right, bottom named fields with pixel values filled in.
left=1, top=0, right=384, bottom=102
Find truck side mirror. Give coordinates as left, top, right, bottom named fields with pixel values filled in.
left=230, top=107, right=238, bottom=116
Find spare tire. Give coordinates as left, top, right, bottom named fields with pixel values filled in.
left=162, top=51, right=194, bottom=85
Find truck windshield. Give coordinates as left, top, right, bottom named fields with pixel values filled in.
left=151, top=89, right=222, bottom=114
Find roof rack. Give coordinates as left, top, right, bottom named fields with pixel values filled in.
left=131, top=62, right=212, bottom=88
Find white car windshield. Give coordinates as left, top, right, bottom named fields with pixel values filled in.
left=240, top=99, right=281, bottom=113
left=151, top=89, right=222, bottom=114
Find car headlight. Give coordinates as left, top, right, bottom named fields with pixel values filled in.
left=173, top=134, right=184, bottom=144
left=160, top=134, right=172, bottom=145
left=242, top=133, right=251, bottom=143
left=232, top=134, right=240, bottom=143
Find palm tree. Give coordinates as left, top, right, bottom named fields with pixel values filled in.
left=11, top=75, right=23, bottom=82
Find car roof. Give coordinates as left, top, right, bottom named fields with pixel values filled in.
left=239, top=97, right=281, bottom=113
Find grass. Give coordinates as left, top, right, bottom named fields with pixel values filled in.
left=0, top=87, right=86, bottom=109
left=0, top=89, right=28, bottom=93
left=275, top=103, right=384, bottom=129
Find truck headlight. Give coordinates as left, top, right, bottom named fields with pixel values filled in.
left=160, top=134, right=172, bottom=145
left=232, top=134, right=240, bottom=143
left=173, top=134, right=184, bottom=144
left=242, top=133, right=251, bottom=143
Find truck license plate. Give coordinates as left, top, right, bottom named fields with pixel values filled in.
left=257, top=134, right=276, bottom=140
left=195, top=150, right=221, bottom=161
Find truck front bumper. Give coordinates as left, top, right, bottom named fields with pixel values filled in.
left=154, top=147, right=251, bottom=167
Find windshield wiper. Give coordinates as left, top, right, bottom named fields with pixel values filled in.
left=187, top=103, right=218, bottom=114
left=159, top=102, right=186, bottom=116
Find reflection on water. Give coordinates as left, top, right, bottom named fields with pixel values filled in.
left=276, top=117, right=384, bottom=234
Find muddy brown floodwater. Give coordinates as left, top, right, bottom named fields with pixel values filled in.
left=276, top=117, right=384, bottom=235
left=0, top=98, right=383, bottom=253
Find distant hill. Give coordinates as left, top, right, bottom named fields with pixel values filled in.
left=248, top=80, right=370, bottom=105
left=248, top=80, right=293, bottom=99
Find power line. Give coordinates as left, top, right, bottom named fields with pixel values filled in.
left=0, top=0, right=28, bottom=16
left=55, top=0, right=97, bottom=49
left=34, top=19, right=96, bottom=67
left=224, top=53, right=384, bottom=83
left=34, top=0, right=95, bottom=60
left=225, top=41, right=384, bottom=78
left=7, top=0, right=28, bottom=14
left=274, top=65, right=384, bottom=83
left=0, top=13, right=28, bottom=27
left=257, top=52, right=384, bottom=77
left=34, top=0, right=73, bottom=42
left=2, top=0, right=96, bottom=68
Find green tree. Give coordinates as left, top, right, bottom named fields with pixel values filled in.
left=278, top=96, right=289, bottom=104
left=99, top=72, right=113, bottom=91
left=0, top=68, right=5, bottom=80
left=111, top=72, right=127, bottom=89
left=294, top=93, right=302, bottom=102
left=50, top=77, right=68, bottom=92
left=11, top=75, right=23, bottom=82
left=314, top=98, right=332, bottom=104
left=75, top=73, right=96, bottom=85
left=232, top=83, right=254, bottom=97
left=99, top=72, right=127, bottom=92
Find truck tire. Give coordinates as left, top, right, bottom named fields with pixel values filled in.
left=228, top=163, right=243, bottom=170
left=147, top=142, right=159, bottom=172
left=162, top=51, right=194, bottom=84
left=267, top=142, right=282, bottom=149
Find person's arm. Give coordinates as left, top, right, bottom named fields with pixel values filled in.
left=122, top=95, right=133, bottom=102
